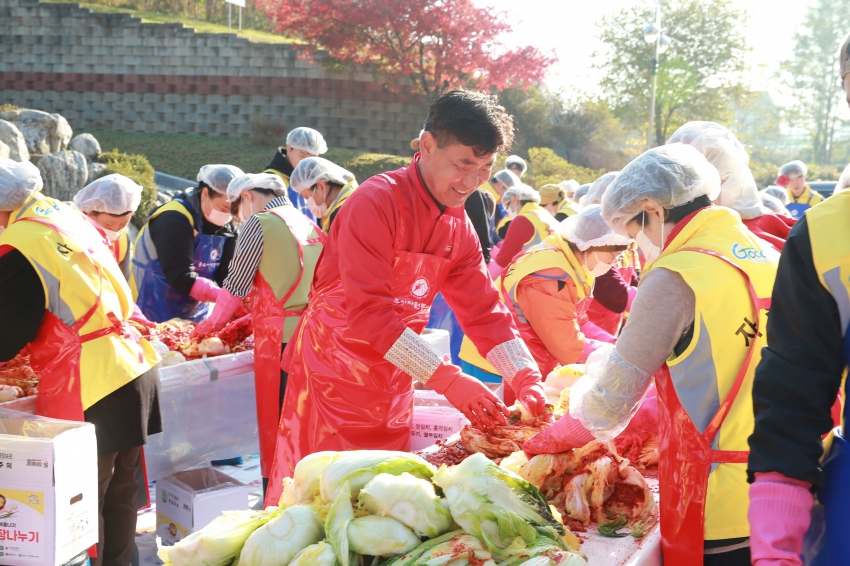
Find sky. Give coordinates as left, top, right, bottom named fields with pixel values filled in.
left=488, top=0, right=816, bottom=98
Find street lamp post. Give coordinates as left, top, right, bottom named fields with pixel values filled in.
left=642, top=0, right=669, bottom=150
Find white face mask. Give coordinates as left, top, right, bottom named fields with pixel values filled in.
left=202, top=190, right=231, bottom=226
left=307, top=196, right=328, bottom=218
left=103, top=227, right=123, bottom=243
left=239, top=195, right=258, bottom=223
left=636, top=213, right=664, bottom=266
left=588, top=252, right=613, bottom=277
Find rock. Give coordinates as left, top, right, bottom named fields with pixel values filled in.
left=69, top=133, right=101, bottom=162
left=0, top=140, right=9, bottom=160
left=0, top=109, right=73, bottom=155
left=0, top=120, right=29, bottom=162
left=37, top=151, right=88, bottom=201
left=87, top=162, right=107, bottom=184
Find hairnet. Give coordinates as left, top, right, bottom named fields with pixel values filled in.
left=574, top=184, right=590, bottom=203
left=759, top=192, right=787, bottom=215
left=537, top=184, right=565, bottom=205
left=197, top=164, right=245, bottom=194
left=0, top=158, right=42, bottom=211
left=226, top=173, right=287, bottom=203
left=73, top=174, right=142, bottom=214
left=502, top=184, right=540, bottom=206
left=779, top=160, right=807, bottom=179
left=581, top=172, right=619, bottom=206
left=505, top=155, right=527, bottom=173
left=559, top=204, right=631, bottom=251
left=601, top=143, right=722, bottom=235
left=835, top=162, right=850, bottom=194
left=764, top=186, right=789, bottom=205
left=558, top=180, right=580, bottom=196
left=287, top=127, right=328, bottom=156
left=289, top=157, right=355, bottom=193
left=493, top=169, right=520, bottom=188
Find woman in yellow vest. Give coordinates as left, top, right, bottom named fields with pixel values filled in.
left=73, top=173, right=143, bottom=281
left=539, top=183, right=580, bottom=221
left=459, top=204, right=629, bottom=394
left=530, top=144, right=779, bottom=565
left=289, top=156, right=358, bottom=234
left=0, top=158, right=161, bottom=566
left=190, top=173, right=324, bottom=493
left=492, top=184, right=559, bottom=269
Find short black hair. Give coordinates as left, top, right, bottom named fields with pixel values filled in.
left=423, top=89, right=515, bottom=158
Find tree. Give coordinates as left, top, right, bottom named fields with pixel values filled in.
left=595, top=0, right=748, bottom=147
left=256, top=0, right=555, bottom=97
left=782, top=0, right=850, bottom=164
left=524, top=148, right=602, bottom=189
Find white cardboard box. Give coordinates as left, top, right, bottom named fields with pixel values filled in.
left=156, top=467, right=248, bottom=546
left=0, top=411, right=98, bottom=566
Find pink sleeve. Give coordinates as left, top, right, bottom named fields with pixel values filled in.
left=494, top=216, right=534, bottom=267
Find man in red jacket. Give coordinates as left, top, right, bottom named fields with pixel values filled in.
left=265, top=89, right=547, bottom=505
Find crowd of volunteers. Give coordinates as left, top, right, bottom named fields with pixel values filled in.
left=0, top=31, right=848, bottom=566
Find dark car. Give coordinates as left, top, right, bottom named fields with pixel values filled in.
left=809, top=181, right=837, bottom=199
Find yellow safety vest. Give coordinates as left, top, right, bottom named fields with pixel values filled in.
left=557, top=199, right=581, bottom=218
left=516, top=202, right=560, bottom=252
left=2, top=195, right=160, bottom=409
left=787, top=184, right=824, bottom=207
left=480, top=181, right=499, bottom=202
left=321, top=179, right=358, bottom=235
left=114, top=228, right=131, bottom=279
left=264, top=168, right=291, bottom=188
left=256, top=205, right=324, bottom=342
left=648, top=207, right=778, bottom=540
left=809, top=191, right=850, bottom=340
left=459, top=233, right=591, bottom=374
left=129, top=199, right=195, bottom=300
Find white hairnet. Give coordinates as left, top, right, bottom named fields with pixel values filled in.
left=286, top=127, right=328, bottom=156
left=197, top=164, right=245, bottom=194
left=759, top=192, right=789, bottom=216
left=226, top=173, right=287, bottom=203
left=0, top=158, right=42, bottom=211
left=289, top=157, right=355, bottom=193
left=493, top=169, right=521, bottom=188
left=574, top=184, right=590, bottom=203
left=581, top=172, right=619, bottom=206
left=559, top=204, right=631, bottom=251
left=779, top=160, right=807, bottom=178
left=558, top=180, right=580, bottom=197
left=836, top=162, right=850, bottom=194
left=502, top=184, right=540, bottom=206
left=505, top=155, right=527, bottom=174
left=73, top=174, right=142, bottom=214
left=764, top=186, right=789, bottom=206
left=601, top=143, right=721, bottom=235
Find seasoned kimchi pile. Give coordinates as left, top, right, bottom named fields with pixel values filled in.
left=0, top=351, right=37, bottom=402
left=147, top=317, right=254, bottom=364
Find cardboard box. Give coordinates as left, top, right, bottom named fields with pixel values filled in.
left=0, top=410, right=98, bottom=566
left=156, top=467, right=248, bottom=546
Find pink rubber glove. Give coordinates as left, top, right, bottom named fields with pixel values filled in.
left=488, top=259, right=506, bottom=280
left=581, top=320, right=616, bottom=344
left=579, top=338, right=604, bottom=363
left=428, top=364, right=509, bottom=431
left=189, top=277, right=221, bottom=303
left=129, top=304, right=156, bottom=333
left=191, top=288, right=243, bottom=338
left=749, top=472, right=814, bottom=566
left=510, top=367, right=547, bottom=416
left=523, top=413, right=595, bottom=454
left=626, top=286, right=638, bottom=312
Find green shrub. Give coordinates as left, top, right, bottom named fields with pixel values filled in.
left=524, top=147, right=603, bottom=189
left=95, top=149, right=157, bottom=227
left=325, top=148, right=411, bottom=182
left=0, top=103, right=21, bottom=112
left=250, top=116, right=286, bottom=146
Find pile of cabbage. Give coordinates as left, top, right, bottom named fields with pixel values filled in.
left=158, top=450, right=586, bottom=566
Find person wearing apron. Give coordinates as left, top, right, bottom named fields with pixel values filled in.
left=774, top=159, right=823, bottom=219
left=747, top=41, right=850, bottom=566
left=263, top=126, right=328, bottom=221
left=130, top=164, right=241, bottom=323
left=191, top=173, right=325, bottom=494
left=72, top=174, right=144, bottom=282
left=491, top=184, right=559, bottom=275
left=289, top=156, right=358, bottom=234
left=264, top=90, right=549, bottom=507
left=532, top=144, right=779, bottom=565
left=0, top=159, right=162, bottom=566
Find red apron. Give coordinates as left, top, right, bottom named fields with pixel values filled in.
left=250, top=207, right=324, bottom=478
left=264, top=177, right=458, bottom=507
left=655, top=247, right=769, bottom=564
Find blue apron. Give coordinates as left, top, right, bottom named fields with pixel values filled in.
left=425, top=293, right=463, bottom=365
left=133, top=198, right=227, bottom=322
left=787, top=193, right=816, bottom=219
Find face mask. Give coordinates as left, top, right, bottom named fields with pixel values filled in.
left=103, top=227, right=123, bottom=243
left=202, top=190, right=231, bottom=226
left=307, top=196, right=328, bottom=218
left=588, top=252, right=613, bottom=277
left=0, top=226, right=5, bottom=237
left=506, top=200, right=519, bottom=219
left=239, top=197, right=257, bottom=223
left=636, top=213, right=664, bottom=266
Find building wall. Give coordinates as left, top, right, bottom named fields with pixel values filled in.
left=0, top=0, right=428, bottom=154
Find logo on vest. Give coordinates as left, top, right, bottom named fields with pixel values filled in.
left=411, top=278, right=430, bottom=299
left=209, top=248, right=221, bottom=261
left=731, top=243, right=769, bottom=263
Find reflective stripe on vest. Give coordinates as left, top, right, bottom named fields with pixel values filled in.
left=518, top=202, right=559, bottom=252
left=809, top=191, right=850, bottom=338
left=129, top=199, right=195, bottom=299
left=649, top=207, right=778, bottom=540
left=2, top=195, right=159, bottom=409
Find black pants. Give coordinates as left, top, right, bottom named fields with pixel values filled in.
left=92, top=446, right=142, bottom=566
left=704, top=546, right=751, bottom=566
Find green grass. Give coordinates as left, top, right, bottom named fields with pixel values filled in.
left=42, top=0, right=296, bottom=44
left=83, top=130, right=411, bottom=182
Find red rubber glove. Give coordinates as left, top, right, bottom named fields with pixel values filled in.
left=129, top=304, right=156, bottom=333
left=749, top=472, right=813, bottom=566
left=523, top=413, right=595, bottom=454
left=191, top=288, right=243, bottom=338
left=427, top=364, right=509, bottom=431
left=189, top=277, right=221, bottom=303
left=510, top=367, right=547, bottom=417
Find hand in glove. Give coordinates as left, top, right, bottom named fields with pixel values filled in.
left=523, top=413, right=595, bottom=455
left=189, top=277, right=221, bottom=304
left=129, top=304, right=156, bottom=333
left=749, top=472, right=813, bottom=566
left=191, top=288, right=243, bottom=339
left=428, top=365, right=509, bottom=431
left=510, top=367, right=547, bottom=417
